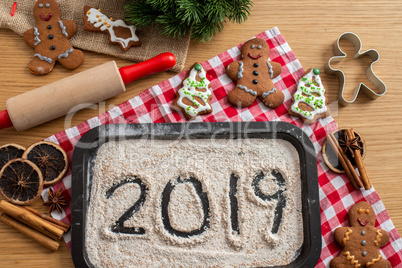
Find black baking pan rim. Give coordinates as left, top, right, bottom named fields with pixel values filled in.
left=71, top=121, right=321, bottom=268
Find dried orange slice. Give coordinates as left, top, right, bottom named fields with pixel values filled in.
left=22, top=141, right=68, bottom=187
left=0, top=144, right=26, bottom=171
left=0, top=159, right=43, bottom=205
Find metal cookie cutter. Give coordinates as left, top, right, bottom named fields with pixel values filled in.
left=324, top=32, right=387, bottom=106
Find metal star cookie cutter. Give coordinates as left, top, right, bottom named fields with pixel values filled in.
left=324, top=32, right=387, bottom=106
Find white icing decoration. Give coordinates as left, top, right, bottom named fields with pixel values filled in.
left=267, top=61, right=274, bottom=79
left=58, top=20, right=68, bottom=37
left=257, top=45, right=262, bottom=49
left=261, top=88, right=277, bottom=99
left=46, top=3, right=50, bottom=7
left=290, top=69, right=327, bottom=120
left=33, top=27, right=41, bottom=46
left=86, top=8, right=139, bottom=49
left=177, top=65, right=212, bottom=117
left=251, top=44, right=255, bottom=49
left=34, top=53, right=52, bottom=64
left=237, top=85, right=257, bottom=96
left=237, top=61, right=244, bottom=79
left=39, top=3, right=43, bottom=7
left=58, top=48, right=74, bottom=60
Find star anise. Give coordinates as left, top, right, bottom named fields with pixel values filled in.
left=338, top=130, right=362, bottom=158
left=43, top=188, right=68, bottom=213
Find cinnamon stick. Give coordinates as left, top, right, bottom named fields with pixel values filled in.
left=0, top=200, right=64, bottom=240
left=327, top=133, right=363, bottom=189
left=23, top=206, right=70, bottom=233
left=0, top=213, right=60, bottom=251
left=345, top=129, right=372, bottom=190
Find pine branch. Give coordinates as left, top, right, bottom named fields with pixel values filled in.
left=204, top=0, right=229, bottom=23
left=124, top=0, right=253, bottom=42
left=124, top=0, right=161, bottom=29
left=191, top=16, right=224, bottom=42
left=155, top=13, right=189, bottom=38
left=176, top=0, right=204, bottom=26
left=146, top=0, right=177, bottom=13
left=227, top=0, right=253, bottom=23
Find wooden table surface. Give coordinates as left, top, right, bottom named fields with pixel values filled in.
left=1, top=0, right=401, bottom=266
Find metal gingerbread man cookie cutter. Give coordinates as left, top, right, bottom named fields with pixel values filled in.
left=324, top=32, right=387, bottom=106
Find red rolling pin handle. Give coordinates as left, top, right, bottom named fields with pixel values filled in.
left=119, top=52, right=176, bottom=85
left=0, top=110, right=13, bottom=130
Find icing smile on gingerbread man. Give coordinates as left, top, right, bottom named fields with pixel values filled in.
left=358, top=218, right=369, bottom=226
left=39, top=13, right=53, bottom=21
left=248, top=53, right=261, bottom=59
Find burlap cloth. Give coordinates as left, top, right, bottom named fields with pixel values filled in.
left=0, top=0, right=190, bottom=72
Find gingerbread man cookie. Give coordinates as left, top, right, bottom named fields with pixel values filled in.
left=226, top=38, right=284, bottom=109
left=288, top=68, right=330, bottom=124
left=173, top=63, right=213, bottom=120
left=331, top=202, right=391, bottom=268
left=23, top=0, right=84, bottom=75
left=83, top=6, right=141, bottom=52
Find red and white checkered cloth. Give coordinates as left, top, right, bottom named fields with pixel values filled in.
left=41, top=27, right=402, bottom=267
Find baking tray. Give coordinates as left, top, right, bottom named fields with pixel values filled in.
left=71, top=122, right=321, bottom=267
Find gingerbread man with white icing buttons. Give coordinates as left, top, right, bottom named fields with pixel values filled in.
left=331, top=202, right=391, bottom=268
left=226, top=38, right=284, bottom=108
left=23, top=0, right=84, bottom=75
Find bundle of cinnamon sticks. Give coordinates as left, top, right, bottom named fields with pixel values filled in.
left=0, top=200, right=70, bottom=251
left=326, top=128, right=371, bottom=190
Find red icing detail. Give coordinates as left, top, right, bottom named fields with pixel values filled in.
left=358, top=218, right=369, bottom=226
left=11, top=2, right=17, bottom=17
left=40, top=13, right=53, bottom=21
left=248, top=53, right=262, bottom=60
left=0, top=110, right=14, bottom=130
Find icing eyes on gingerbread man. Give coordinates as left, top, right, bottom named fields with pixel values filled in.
left=38, top=3, right=51, bottom=8
left=226, top=38, right=284, bottom=109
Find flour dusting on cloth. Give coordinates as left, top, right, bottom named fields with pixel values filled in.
left=86, top=138, right=303, bottom=267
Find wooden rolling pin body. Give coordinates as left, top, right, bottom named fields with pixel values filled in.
left=6, top=61, right=125, bottom=131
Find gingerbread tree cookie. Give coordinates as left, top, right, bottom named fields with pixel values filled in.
left=173, top=63, right=213, bottom=120
left=23, top=0, right=84, bottom=75
left=288, top=68, right=330, bottom=124
left=331, top=201, right=391, bottom=268
left=226, top=38, right=284, bottom=109
left=83, top=6, right=141, bottom=52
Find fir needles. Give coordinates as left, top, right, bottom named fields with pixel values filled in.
left=124, top=0, right=253, bottom=42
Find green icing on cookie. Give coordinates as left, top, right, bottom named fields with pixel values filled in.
left=194, top=64, right=202, bottom=71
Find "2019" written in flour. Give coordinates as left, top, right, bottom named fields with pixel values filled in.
left=105, top=169, right=286, bottom=240
left=86, top=139, right=303, bottom=267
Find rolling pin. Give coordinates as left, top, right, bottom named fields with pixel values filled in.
left=0, top=52, right=176, bottom=131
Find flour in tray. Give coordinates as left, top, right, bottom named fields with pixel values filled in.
left=86, top=138, right=303, bottom=267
